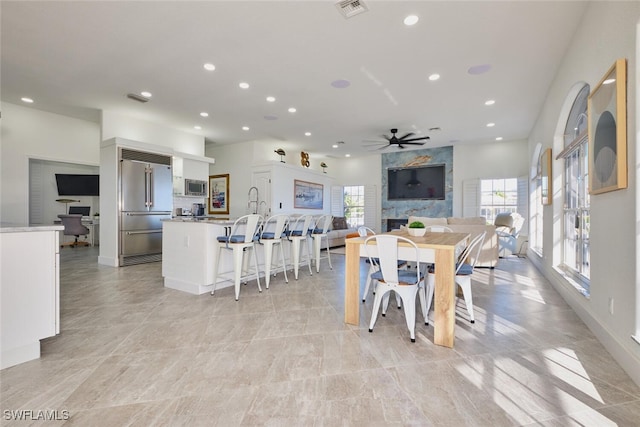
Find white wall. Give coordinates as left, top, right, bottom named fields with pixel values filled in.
left=101, top=111, right=204, bottom=156
left=452, top=139, right=529, bottom=216
left=0, top=103, right=101, bottom=224
left=527, top=2, right=640, bottom=384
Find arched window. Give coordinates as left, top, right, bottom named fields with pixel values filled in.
left=558, top=84, right=590, bottom=294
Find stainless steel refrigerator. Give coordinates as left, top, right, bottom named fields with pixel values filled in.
left=119, top=148, right=172, bottom=266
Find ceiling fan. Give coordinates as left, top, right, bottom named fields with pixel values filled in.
left=363, top=128, right=430, bottom=150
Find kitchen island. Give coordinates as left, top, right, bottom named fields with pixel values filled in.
left=1, top=223, right=63, bottom=369
left=163, top=218, right=276, bottom=295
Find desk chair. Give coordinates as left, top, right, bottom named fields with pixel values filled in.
left=364, top=235, right=427, bottom=342
left=310, top=214, right=333, bottom=273
left=211, top=214, right=263, bottom=301
left=286, top=215, right=314, bottom=279
left=259, top=214, right=290, bottom=289
left=58, top=214, right=90, bottom=248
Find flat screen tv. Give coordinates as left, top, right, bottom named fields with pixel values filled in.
left=387, top=164, right=445, bottom=200
left=55, top=174, right=100, bottom=196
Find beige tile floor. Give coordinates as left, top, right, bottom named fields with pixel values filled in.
left=2, top=247, right=640, bottom=426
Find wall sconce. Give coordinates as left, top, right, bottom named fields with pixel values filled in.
left=320, top=162, right=328, bottom=173
left=274, top=148, right=286, bottom=163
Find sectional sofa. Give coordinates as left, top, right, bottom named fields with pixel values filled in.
left=327, top=216, right=358, bottom=248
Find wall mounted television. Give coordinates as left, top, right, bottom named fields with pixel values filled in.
left=387, top=164, right=445, bottom=200
left=55, top=174, right=100, bottom=196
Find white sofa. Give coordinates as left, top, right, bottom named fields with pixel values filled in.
left=327, top=216, right=357, bottom=248
left=407, top=216, right=498, bottom=267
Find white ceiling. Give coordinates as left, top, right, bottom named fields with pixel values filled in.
left=1, top=1, right=588, bottom=158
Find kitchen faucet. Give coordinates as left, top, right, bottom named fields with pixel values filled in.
left=248, top=186, right=259, bottom=214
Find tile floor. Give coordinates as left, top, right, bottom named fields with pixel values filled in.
left=2, top=247, right=640, bottom=426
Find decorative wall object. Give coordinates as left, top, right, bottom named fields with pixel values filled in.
left=540, top=148, right=552, bottom=205
left=588, top=58, right=627, bottom=194
left=208, top=174, right=229, bottom=214
left=300, top=151, right=310, bottom=167
left=294, top=179, right=323, bottom=209
left=274, top=148, right=286, bottom=163
left=320, top=162, right=328, bottom=173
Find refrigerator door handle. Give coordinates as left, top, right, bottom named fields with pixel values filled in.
left=125, top=230, right=163, bottom=235
left=124, top=212, right=171, bottom=216
left=144, top=168, right=150, bottom=208
left=148, top=169, right=154, bottom=207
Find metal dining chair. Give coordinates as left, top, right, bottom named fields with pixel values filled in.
left=285, top=214, right=314, bottom=279
left=309, top=214, right=333, bottom=273
left=364, top=234, right=427, bottom=342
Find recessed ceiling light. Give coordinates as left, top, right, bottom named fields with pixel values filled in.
left=332, top=144, right=339, bottom=148
left=345, top=154, right=351, bottom=158
left=305, top=132, right=311, bottom=136
left=428, top=74, right=440, bottom=81
left=288, top=107, right=297, bottom=113
left=203, top=63, right=216, bottom=71
left=485, top=99, right=495, bottom=106
left=242, top=126, right=250, bottom=131
left=140, top=91, right=152, bottom=98
left=331, top=79, right=351, bottom=89
left=486, top=122, right=495, bottom=127
left=603, top=78, right=616, bottom=85
left=21, top=97, right=34, bottom=103
left=266, top=96, right=276, bottom=102
left=468, top=64, right=492, bottom=75
left=200, top=112, right=209, bottom=117
left=194, top=126, right=202, bottom=130
left=239, top=82, right=250, bottom=89
left=496, top=137, right=503, bottom=141
left=404, top=15, right=419, bottom=26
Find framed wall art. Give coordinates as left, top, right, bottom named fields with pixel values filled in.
left=293, top=179, right=323, bottom=209
left=208, top=174, right=229, bottom=214
left=588, top=58, right=627, bottom=195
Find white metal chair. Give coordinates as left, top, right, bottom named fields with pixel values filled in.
left=211, top=214, right=263, bottom=301
left=310, top=214, right=333, bottom=273
left=259, top=214, right=290, bottom=288
left=286, top=214, right=314, bottom=279
left=365, top=235, right=427, bottom=342
left=425, top=231, right=486, bottom=324
left=425, top=225, right=453, bottom=233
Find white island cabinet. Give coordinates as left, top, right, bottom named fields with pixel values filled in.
left=1, top=224, right=63, bottom=369
left=162, top=219, right=237, bottom=295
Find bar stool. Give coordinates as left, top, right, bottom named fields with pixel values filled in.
left=310, top=214, right=333, bottom=273
left=259, top=214, right=290, bottom=289
left=286, top=215, right=314, bottom=279
left=211, top=214, right=263, bottom=301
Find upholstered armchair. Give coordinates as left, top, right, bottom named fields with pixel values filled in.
left=494, top=212, right=524, bottom=257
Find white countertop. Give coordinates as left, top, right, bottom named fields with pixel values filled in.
left=0, top=223, right=65, bottom=233
left=163, top=217, right=234, bottom=225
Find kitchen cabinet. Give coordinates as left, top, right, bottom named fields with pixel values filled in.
left=1, top=224, right=63, bottom=369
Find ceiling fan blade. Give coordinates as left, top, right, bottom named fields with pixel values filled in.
left=382, top=134, right=392, bottom=142
left=399, top=141, right=426, bottom=146
left=398, top=132, right=415, bottom=140
left=401, top=136, right=430, bottom=142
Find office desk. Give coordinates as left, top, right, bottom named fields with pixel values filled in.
left=345, top=230, right=469, bottom=348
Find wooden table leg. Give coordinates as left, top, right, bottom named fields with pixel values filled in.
left=433, top=247, right=455, bottom=348
left=344, top=239, right=360, bottom=325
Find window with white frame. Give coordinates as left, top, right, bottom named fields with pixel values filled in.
left=343, top=185, right=365, bottom=227
left=480, top=178, right=518, bottom=224
left=558, top=84, right=590, bottom=293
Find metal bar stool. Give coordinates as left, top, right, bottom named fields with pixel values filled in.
left=310, top=214, right=333, bottom=273
left=259, top=214, right=290, bottom=289
left=211, top=214, right=263, bottom=301
left=285, top=214, right=314, bottom=280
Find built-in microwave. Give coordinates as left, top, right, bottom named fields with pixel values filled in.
left=184, top=179, right=207, bottom=197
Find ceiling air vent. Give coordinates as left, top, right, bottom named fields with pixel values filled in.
left=126, top=93, right=150, bottom=103
left=335, top=0, right=368, bottom=19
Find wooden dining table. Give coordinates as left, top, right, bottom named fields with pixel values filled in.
left=344, top=229, right=470, bottom=348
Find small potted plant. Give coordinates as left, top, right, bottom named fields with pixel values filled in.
left=407, top=221, right=426, bottom=237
